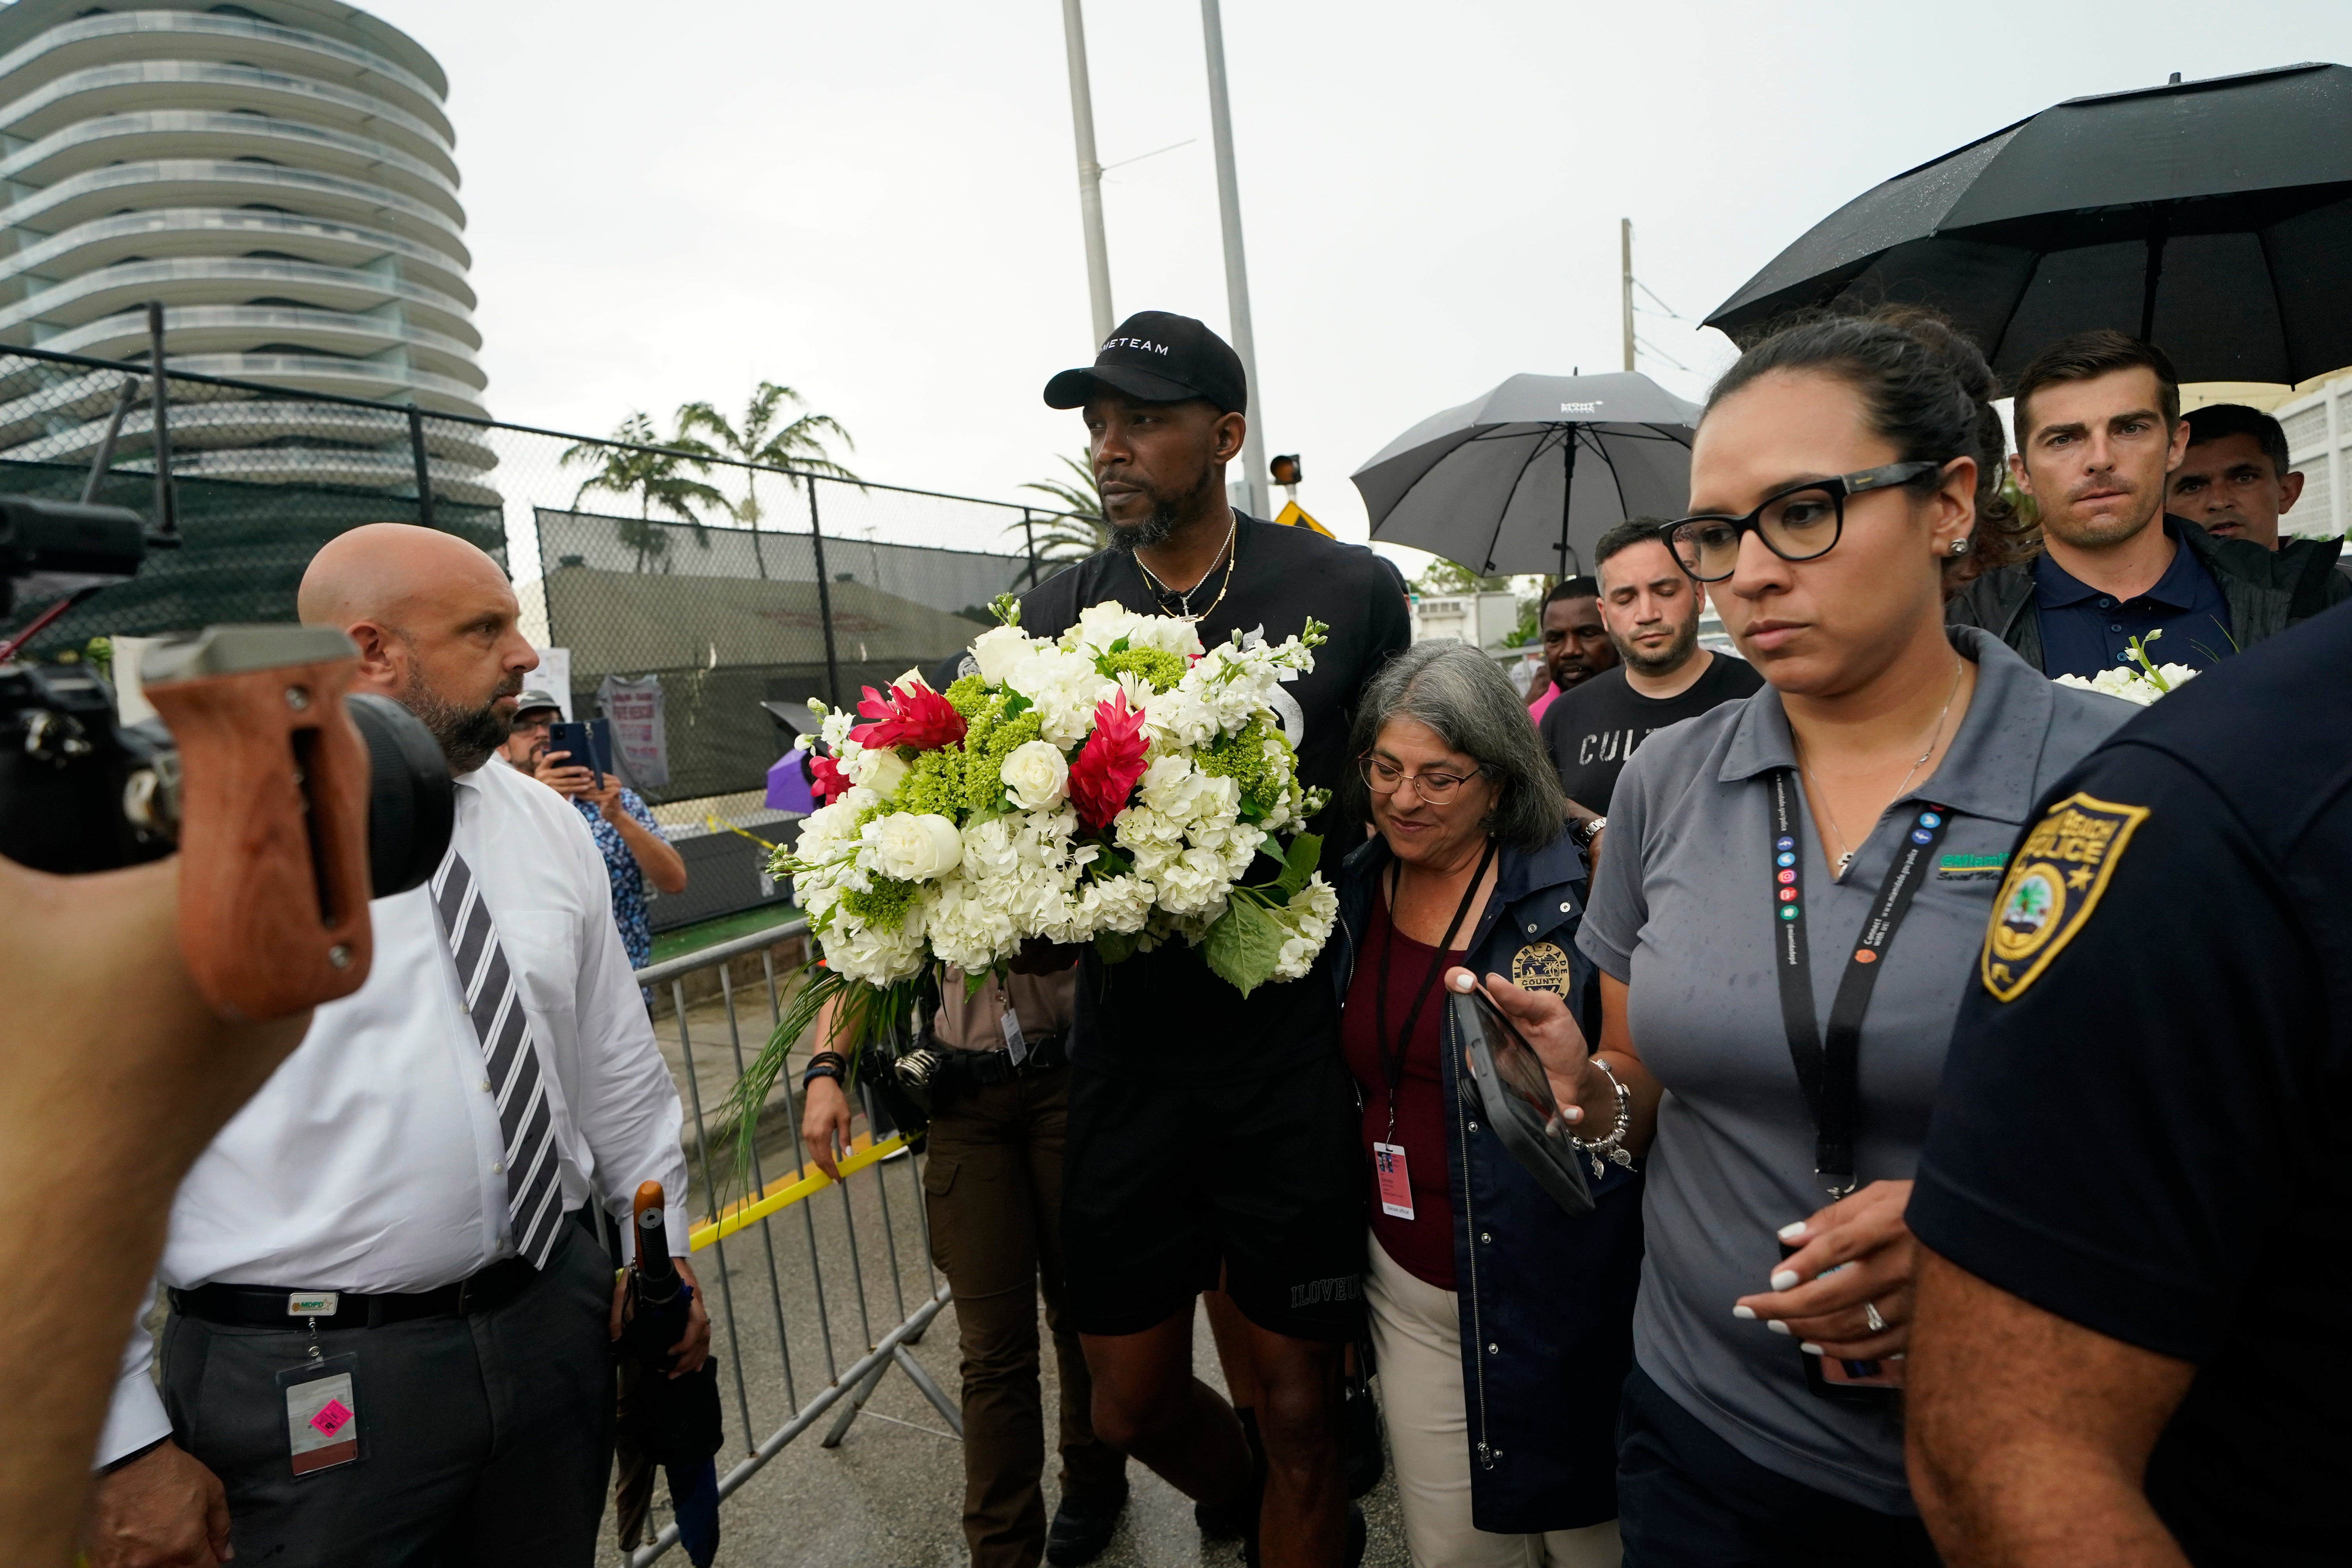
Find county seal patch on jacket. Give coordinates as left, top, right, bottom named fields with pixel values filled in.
left=1980, top=792, right=2150, bottom=1002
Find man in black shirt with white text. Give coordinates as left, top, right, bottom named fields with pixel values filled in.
left=999, top=312, right=1409, bottom=1568
left=1539, top=517, right=1762, bottom=819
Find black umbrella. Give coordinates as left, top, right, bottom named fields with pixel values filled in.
left=1351, top=372, right=1699, bottom=577
left=1707, top=62, right=2352, bottom=383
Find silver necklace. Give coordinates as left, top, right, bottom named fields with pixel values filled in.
left=1798, top=657, right=1964, bottom=877
left=1133, top=510, right=1239, bottom=623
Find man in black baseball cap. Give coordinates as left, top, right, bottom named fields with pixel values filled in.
left=998, top=313, right=1410, bottom=1568
left=1044, top=309, right=1250, bottom=417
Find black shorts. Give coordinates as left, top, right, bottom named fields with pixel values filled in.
left=1062, top=1050, right=1366, bottom=1342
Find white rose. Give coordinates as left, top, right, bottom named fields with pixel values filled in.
left=848, top=744, right=908, bottom=797
left=999, top=739, right=1070, bottom=811
left=861, top=811, right=965, bottom=881
left=971, top=623, right=1034, bottom=688
left=1126, top=616, right=1205, bottom=658
left=1071, top=600, right=1144, bottom=655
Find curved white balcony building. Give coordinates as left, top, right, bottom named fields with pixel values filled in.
left=0, top=1, right=491, bottom=505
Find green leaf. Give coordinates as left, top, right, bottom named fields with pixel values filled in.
left=1275, top=833, right=1323, bottom=899
left=1091, top=844, right=1134, bottom=878
left=1202, top=893, right=1290, bottom=998
left=1094, top=928, right=1145, bottom=965
left=1001, top=690, right=1033, bottom=720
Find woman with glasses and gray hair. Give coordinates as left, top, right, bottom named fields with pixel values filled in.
left=1333, top=640, right=1642, bottom=1567
left=1458, top=306, right=2132, bottom=1565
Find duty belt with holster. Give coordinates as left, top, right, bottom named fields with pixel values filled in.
left=894, top=1031, right=1069, bottom=1112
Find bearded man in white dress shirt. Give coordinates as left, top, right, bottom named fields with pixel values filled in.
left=86, top=524, right=708, bottom=1568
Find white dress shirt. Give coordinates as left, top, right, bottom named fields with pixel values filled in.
left=100, top=759, right=688, bottom=1465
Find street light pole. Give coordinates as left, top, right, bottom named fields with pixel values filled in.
left=1060, top=0, right=1114, bottom=346
left=1200, top=0, right=1267, bottom=518
left=1621, top=218, right=1636, bottom=373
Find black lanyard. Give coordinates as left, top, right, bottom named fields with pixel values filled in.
left=1376, top=839, right=1497, bottom=1141
left=1768, top=769, right=1951, bottom=1196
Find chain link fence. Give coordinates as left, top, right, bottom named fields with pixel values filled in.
left=0, top=333, right=1083, bottom=803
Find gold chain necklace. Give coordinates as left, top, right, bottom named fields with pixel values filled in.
left=1133, top=510, right=1239, bottom=624
left=1797, top=657, right=1964, bottom=877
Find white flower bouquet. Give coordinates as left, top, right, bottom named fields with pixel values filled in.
left=2053, top=630, right=2201, bottom=706
left=722, top=597, right=1340, bottom=1164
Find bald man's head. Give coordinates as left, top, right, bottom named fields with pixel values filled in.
left=301, top=523, right=536, bottom=774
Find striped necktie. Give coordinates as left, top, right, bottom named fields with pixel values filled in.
left=432, top=848, right=565, bottom=1269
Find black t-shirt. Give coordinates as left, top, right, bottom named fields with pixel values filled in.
left=1909, top=603, right=2352, bottom=1565
left=1537, top=653, right=1764, bottom=814
left=1014, top=517, right=1412, bottom=1085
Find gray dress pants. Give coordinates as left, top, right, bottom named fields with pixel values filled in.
left=160, top=1221, right=616, bottom=1568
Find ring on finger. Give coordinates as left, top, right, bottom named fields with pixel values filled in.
left=1863, top=1300, right=1888, bottom=1334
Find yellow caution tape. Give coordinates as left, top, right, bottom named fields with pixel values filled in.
left=686, top=1130, right=910, bottom=1250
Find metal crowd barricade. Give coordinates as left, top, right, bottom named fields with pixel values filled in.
left=625, top=920, right=955, bottom=1566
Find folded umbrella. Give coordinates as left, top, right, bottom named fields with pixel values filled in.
left=1706, top=62, right=2352, bottom=383
left=615, top=1183, right=724, bottom=1567
left=1352, top=372, right=1698, bottom=578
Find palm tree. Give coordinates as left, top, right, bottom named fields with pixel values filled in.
left=559, top=413, right=728, bottom=572
left=1013, top=453, right=1113, bottom=570
left=673, top=383, right=858, bottom=578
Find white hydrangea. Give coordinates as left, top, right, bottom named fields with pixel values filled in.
left=2053, top=664, right=2200, bottom=706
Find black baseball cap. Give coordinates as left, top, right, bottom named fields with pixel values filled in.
left=1043, top=310, right=1248, bottom=415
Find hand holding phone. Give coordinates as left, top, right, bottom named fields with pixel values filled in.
left=548, top=720, right=604, bottom=788
left=1449, top=983, right=1594, bottom=1218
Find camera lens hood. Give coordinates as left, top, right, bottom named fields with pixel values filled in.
left=347, top=693, right=454, bottom=898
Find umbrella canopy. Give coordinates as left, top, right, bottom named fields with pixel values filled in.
left=1352, top=372, right=1699, bottom=577
left=1706, top=62, right=2352, bottom=384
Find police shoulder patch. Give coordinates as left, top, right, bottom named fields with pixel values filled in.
left=1980, top=791, right=2151, bottom=1002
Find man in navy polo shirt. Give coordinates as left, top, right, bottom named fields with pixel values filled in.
left=1947, top=331, right=2347, bottom=676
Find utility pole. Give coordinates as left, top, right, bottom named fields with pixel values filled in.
left=1621, top=218, right=1636, bottom=373
left=1061, top=0, right=1114, bottom=345
left=1200, top=0, right=1268, bottom=517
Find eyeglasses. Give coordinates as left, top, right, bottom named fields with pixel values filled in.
left=1357, top=754, right=1486, bottom=804
left=512, top=715, right=555, bottom=733
left=1665, top=460, right=1947, bottom=583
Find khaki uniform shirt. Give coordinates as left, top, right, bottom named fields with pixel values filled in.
left=932, top=967, right=1076, bottom=1053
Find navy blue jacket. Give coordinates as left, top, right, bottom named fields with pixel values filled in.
left=1332, top=830, right=1644, bottom=1532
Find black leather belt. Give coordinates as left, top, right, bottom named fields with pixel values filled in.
left=937, top=1031, right=1069, bottom=1090
left=171, top=1234, right=560, bottom=1331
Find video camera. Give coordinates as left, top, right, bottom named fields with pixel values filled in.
left=0, top=497, right=455, bottom=1021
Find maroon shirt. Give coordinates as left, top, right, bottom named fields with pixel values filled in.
left=1340, top=891, right=1465, bottom=1289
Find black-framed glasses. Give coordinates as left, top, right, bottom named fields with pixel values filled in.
left=1357, top=754, right=1486, bottom=804
left=1665, top=460, right=1946, bottom=583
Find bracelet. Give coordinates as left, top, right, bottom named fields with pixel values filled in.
left=1568, top=1055, right=1633, bottom=1178
left=801, top=1057, right=845, bottom=1089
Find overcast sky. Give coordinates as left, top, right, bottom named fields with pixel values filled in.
left=365, top=0, right=2352, bottom=569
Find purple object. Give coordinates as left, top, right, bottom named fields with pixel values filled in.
left=766, top=744, right=815, bottom=814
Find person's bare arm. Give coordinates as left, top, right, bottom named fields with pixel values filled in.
left=798, top=993, right=856, bottom=1180
left=604, top=797, right=686, bottom=895
left=0, top=857, right=310, bottom=1568
left=1908, top=1247, right=2195, bottom=1568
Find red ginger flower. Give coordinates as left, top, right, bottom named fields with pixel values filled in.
left=1067, top=691, right=1150, bottom=833
left=848, top=681, right=965, bottom=752
left=808, top=751, right=849, bottom=804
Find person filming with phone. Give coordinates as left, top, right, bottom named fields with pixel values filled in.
left=1336, top=641, right=1642, bottom=1566
left=1465, top=308, right=2133, bottom=1564
left=499, top=694, right=685, bottom=976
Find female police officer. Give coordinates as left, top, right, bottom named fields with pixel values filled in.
left=1461, top=308, right=2131, bottom=1564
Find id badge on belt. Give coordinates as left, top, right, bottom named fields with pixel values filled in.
left=1373, top=1142, right=1414, bottom=1220
left=275, top=1294, right=364, bottom=1477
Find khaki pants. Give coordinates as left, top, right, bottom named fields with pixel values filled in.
left=1366, top=1232, right=1622, bottom=1568
left=923, top=1063, right=1127, bottom=1568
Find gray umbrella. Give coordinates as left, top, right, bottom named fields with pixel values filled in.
left=1706, top=62, right=2352, bottom=382
left=1352, top=372, right=1699, bottom=577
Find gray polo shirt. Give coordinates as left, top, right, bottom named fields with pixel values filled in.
left=1577, top=626, right=2129, bottom=1512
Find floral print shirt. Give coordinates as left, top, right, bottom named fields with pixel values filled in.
left=573, top=788, right=665, bottom=972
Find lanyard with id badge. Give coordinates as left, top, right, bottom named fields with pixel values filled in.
left=1769, top=771, right=1950, bottom=1403
left=1372, top=842, right=1494, bottom=1221
left=275, top=1293, right=364, bottom=1476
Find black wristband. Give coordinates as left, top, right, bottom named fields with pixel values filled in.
left=99, top=1435, right=169, bottom=1475
left=802, top=1062, right=844, bottom=1089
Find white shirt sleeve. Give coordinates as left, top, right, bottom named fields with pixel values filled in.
left=562, top=802, right=691, bottom=1253
left=95, top=1283, right=172, bottom=1469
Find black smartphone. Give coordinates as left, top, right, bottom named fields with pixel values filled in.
left=547, top=719, right=612, bottom=786
left=1450, top=984, right=1593, bottom=1217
